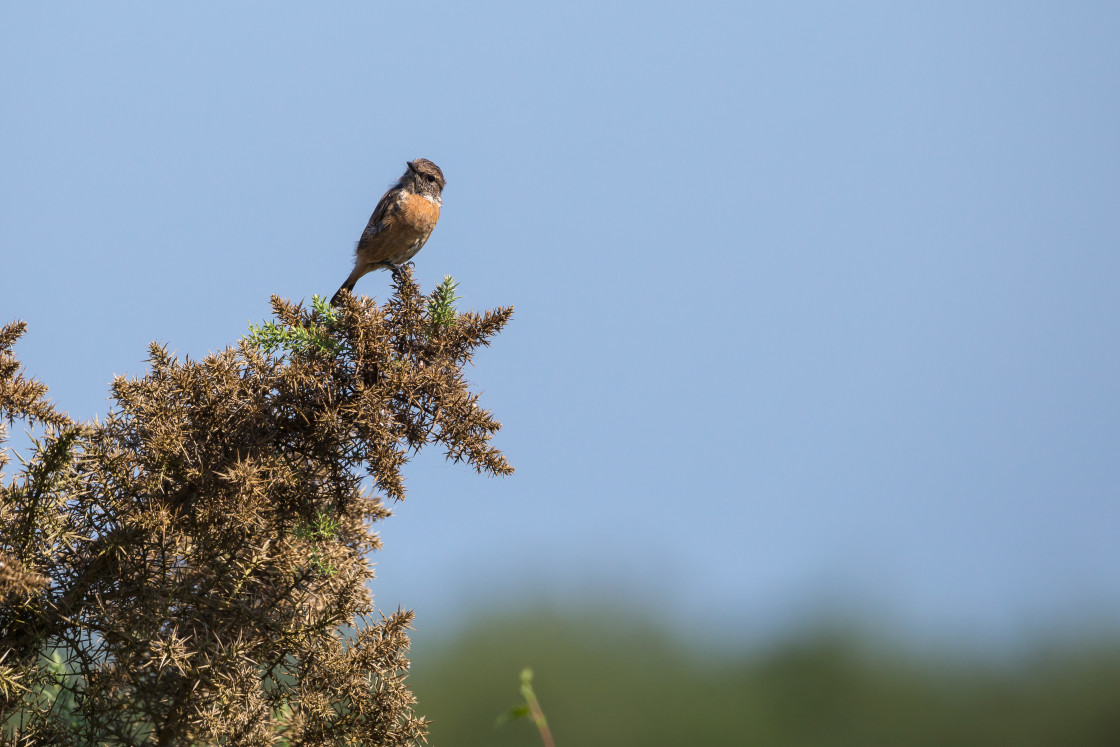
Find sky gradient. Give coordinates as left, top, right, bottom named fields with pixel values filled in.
left=3, top=2, right=1119, bottom=649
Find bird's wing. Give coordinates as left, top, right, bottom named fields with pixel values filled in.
left=358, top=190, right=401, bottom=248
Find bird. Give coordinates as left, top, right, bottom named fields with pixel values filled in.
left=331, top=158, right=446, bottom=306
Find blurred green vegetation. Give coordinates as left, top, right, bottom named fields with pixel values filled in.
left=409, top=610, right=1120, bottom=746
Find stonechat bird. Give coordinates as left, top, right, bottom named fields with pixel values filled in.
left=331, top=158, right=445, bottom=306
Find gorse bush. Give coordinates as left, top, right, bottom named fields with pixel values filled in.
left=0, top=268, right=512, bottom=745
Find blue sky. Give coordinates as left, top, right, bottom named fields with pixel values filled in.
left=3, top=3, right=1119, bottom=649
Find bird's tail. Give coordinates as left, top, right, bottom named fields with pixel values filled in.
left=330, top=276, right=358, bottom=307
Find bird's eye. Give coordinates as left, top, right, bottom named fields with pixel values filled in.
left=425, top=174, right=436, bottom=182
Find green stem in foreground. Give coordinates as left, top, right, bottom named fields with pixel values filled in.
left=496, top=668, right=555, bottom=747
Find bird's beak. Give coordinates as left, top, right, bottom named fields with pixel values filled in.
left=406, top=160, right=416, bottom=172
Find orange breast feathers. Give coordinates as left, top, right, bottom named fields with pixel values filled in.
left=397, top=192, right=441, bottom=234
left=358, top=193, right=442, bottom=266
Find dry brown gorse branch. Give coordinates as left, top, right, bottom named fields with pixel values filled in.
left=0, top=268, right=513, bottom=745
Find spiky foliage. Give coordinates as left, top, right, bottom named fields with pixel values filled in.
left=0, top=268, right=513, bottom=745
left=0, top=320, right=73, bottom=609
left=426, top=276, right=461, bottom=331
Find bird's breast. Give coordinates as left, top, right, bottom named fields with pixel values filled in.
left=397, top=192, right=441, bottom=233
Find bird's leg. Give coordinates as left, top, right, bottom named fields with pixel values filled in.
left=383, top=261, right=416, bottom=280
